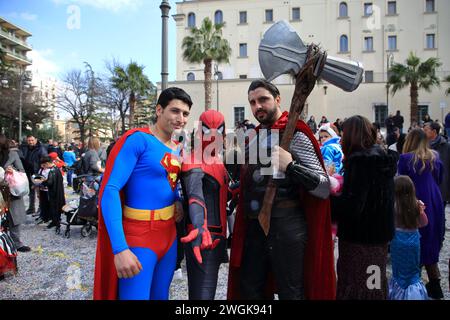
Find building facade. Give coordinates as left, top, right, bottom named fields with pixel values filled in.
left=0, top=17, right=32, bottom=71
left=169, top=0, right=450, bottom=131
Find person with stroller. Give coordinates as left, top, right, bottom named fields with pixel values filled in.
left=94, top=87, right=204, bottom=300
left=34, top=156, right=66, bottom=229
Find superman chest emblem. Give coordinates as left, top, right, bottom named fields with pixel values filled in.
left=160, top=152, right=181, bottom=190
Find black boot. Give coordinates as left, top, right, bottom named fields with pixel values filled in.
left=426, top=279, right=444, bottom=299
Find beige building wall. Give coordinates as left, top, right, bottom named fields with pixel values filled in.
left=168, top=0, right=450, bottom=131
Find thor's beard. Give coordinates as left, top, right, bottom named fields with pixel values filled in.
left=255, top=107, right=278, bottom=126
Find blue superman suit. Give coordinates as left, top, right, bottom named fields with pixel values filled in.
left=96, top=130, right=181, bottom=300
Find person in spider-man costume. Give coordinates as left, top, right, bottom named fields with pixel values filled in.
left=180, top=110, right=230, bottom=300
left=93, top=87, right=212, bottom=300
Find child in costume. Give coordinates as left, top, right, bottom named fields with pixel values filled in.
left=389, top=175, right=429, bottom=300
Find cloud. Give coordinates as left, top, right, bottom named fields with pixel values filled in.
left=51, top=0, right=144, bottom=13
left=0, top=12, right=38, bottom=21
left=20, top=12, right=38, bottom=21
left=28, top=49, right=61, bottom=83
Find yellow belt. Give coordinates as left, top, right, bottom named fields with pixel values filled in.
left=123, top=204, right=175, bottom=221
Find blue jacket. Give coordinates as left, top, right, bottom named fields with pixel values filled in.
left=63, top=151, right=77, bottom=167
left=320, top=136, right=344, bottom=175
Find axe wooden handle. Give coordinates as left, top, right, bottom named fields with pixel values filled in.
left=258, top=45, right=325, bottom=236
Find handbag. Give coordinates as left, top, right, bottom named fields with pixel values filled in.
left=4, top=169, right=29, bottom=197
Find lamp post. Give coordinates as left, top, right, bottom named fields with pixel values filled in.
left=160, top=1, right=171, bottom=90
left=386, top=53, right=394, bottom=114
left=214, top=64, right=219, bottom=111
left=1, top=71, right=30, bottom=141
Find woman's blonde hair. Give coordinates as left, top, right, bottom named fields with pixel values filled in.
left=87, top=137, right=101, bottom=151
left=402, top=129, right=436, bottom=174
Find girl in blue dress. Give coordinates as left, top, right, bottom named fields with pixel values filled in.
left=389, top=175, right=429, bottom=300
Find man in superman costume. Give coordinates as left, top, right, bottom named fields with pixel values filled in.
left=180, top=110, right=229, bottom=300
left=227, top=79, right=336, bottom=300
left=93, top=87, right=211, bottom=300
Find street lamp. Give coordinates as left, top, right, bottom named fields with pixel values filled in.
left=1, top=71, right=30, bottom=141
left=214, top=64, right=220, bottom=111
left=160, top=1, right=171, bottom=90
left=386, top=53, right=394, bottom=115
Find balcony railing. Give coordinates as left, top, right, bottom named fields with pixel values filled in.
left=3, top=47, right=32, bottom=64
left=0, top=29, right=32, bottom=49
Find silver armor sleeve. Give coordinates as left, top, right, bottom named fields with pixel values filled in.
left=289, top=131, right=330, bottom=199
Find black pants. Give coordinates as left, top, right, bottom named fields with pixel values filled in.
left=240, top=213, right=308, bottom=300
left=39, top=191, right=61, bottom=224
left=186, top=239, right=226, bottom=300
left=39, top=190, right=51, bottom=222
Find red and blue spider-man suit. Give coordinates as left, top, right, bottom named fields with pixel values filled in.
left=93, top=127, right=183, bottom=300
left=180, top=110, right=229, bottom=300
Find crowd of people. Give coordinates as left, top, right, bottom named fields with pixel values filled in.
left=0, top=135, right=111, bottom=281
left=1, top=82, right=450, bottom=301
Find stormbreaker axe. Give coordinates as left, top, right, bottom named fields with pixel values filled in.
left=257, top=20, right=364, bottom=235
left=259, top=20, right=364, bottom=92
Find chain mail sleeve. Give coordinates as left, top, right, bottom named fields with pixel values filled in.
left=287, top=131, right=330, bottom=199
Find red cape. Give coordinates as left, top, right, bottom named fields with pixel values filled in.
left=93, top=127, right=152, bottom=300
left=227, top=111, right=336, bottom=300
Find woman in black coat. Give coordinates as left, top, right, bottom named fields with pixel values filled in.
left=331, top=115, right=397, bottom=300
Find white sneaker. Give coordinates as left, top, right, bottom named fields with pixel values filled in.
left=173, top=268, right=183, bottom=280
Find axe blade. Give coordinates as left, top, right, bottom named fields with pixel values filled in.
left=259, top=20, right=364, bottom=92
left=259, top=20, right=308, bottom=82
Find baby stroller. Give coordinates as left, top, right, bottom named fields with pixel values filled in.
left=60, top=174, right=101, bottom=238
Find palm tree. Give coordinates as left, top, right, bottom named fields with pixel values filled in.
left=388, top=52, right=441, bottom=124
left=445, top=75, right=450, bottom=96
left=182, top=17, right=231, bottom=110
left=111, top=61, right=152, bottom=128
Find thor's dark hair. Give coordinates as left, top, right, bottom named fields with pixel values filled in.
left=157, top=87, right=193, bottom=109
left=248, top=79, right=280, bottom=99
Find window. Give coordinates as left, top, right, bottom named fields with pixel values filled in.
left=292, top=7, right=300, bottom=21
left=364, top=36, right=374, bottom=51
left=365, top=70, right=374, bottom=83
left=426, top=34, right=435, bottom=49
left=374, top=104, right=388, bottom=126
left=239, top=43, right=247, bottom=57
left=265, top=9, right=273, bottom=22
left=239, top=11, right=247, bottom=24
left=387, top=1, right=397, bottom=15
left=187, top=13, right=196, bottom=28
left=388, top=35, right=397, bottom=50
left=418, top=105, right=429, bottom=121
left=187, top=72, right=195, bottom=81
left=364, top=3, right=373, bottom=16
left=214, top=10, right=223, bottom=24
left=239, top=75, right=247, bottom=79
left=339, top=2, right=348, bottom=17
left=234, top=107, right=245, bottom=125
left=339, top=35, right=349, bottom=52
left=425, top=0, right=435, bottom=12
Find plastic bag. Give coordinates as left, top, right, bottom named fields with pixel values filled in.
left=5, top=170, right=29, bottom=197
